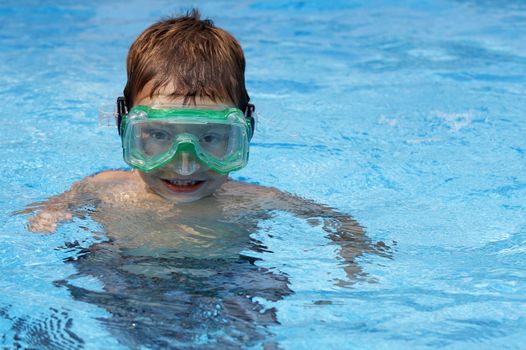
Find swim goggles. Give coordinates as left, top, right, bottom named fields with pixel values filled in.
left=116, top=99, right=255, bottom=175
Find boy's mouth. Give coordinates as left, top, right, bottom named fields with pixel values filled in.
left=161, top=179, right=206, bottom=193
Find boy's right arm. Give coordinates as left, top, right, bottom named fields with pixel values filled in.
left=17, top=177, right=96, bottom=233
left=17, top=171, right=128, bottom=233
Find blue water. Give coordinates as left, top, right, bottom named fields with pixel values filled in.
left=1, top=0, right=526, bottom=349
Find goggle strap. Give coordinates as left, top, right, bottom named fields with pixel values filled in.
left=244, top=103, right=255, bottom=118
left=116, top=96, right=128, bottom=136
left=244, top=103, right=256, bottom=139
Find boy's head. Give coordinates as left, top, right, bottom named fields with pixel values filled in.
left=120, top=10, right=253, bottom=203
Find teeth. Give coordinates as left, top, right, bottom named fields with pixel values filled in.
left=167, top=179, right=199, bottom=186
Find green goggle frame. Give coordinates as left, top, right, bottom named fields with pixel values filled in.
left=119, top=105, right=253, bottom=174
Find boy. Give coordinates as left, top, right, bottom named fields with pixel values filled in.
left=21, top=10, right=388, bottom=347
left=25, top=9, right=383, bottom=257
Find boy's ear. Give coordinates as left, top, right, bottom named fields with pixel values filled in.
left=116, top=97, right=129, bottom=136
left=245, top=103, right=255, bottom=139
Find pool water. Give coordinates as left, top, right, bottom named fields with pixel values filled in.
left=1, top=0, right=526, bottom=349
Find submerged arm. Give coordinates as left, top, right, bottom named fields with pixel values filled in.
left=257, top=186, right=391, bottom=282
left=15, top=175, right=102, bottom=233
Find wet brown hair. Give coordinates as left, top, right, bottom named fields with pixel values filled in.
left=123, top=9, right=250, bottom=110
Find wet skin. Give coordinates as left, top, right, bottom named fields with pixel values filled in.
left=21, top=169, right=390, bottom=348
left=55, top=188, right=290, bottom=349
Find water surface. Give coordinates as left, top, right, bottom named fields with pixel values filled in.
left=1, top=0, right=525, bottom=349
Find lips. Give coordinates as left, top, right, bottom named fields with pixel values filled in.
left=161, top=178, right=205, bottom=193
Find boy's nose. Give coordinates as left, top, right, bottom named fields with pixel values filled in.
left=169, top=151, right=200, bottom=176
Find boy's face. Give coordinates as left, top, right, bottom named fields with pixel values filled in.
left=133, top=87, right=231, bottom=203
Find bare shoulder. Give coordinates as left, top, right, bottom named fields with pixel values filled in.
left=65, top=170, right=141, bottom=194
left=218, top=179, right=283, bottom=199
left=217, top=179, right=306, bottom=213
left=82, top=170, right=157, bottom=204
left=218, top=179, right=342, bottom=217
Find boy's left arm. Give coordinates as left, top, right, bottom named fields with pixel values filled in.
left=277, top=190, right=390, bottom=268
left=14, top=171, right=125, bottom=233
left=235, top=183, right=391, bottom=282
